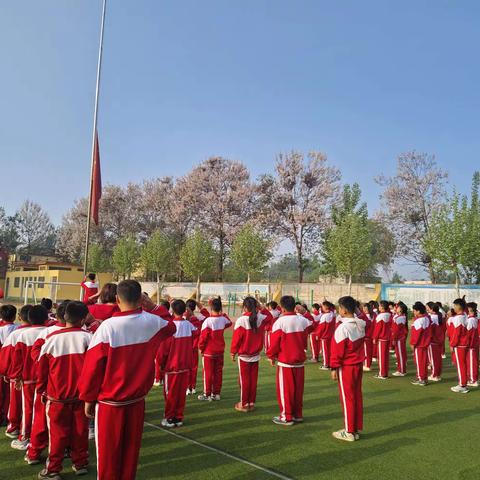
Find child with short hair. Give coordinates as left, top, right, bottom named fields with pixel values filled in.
left=9, top=305, right=48, bottom=450
left=317, top=301, right=336, bottom=370
left=264, top=301, right=281, bottom=354
left=330, top=296, right=365, bottom=442
left=466, top=302, right=479, bottom=388
left=410, top=302, right=431, bottom=387
left=449, top=298, right=470, bottom=393
left=392, top=302, right=408, bottom=377
left=198, top=297, right=232, bottom=401
left=426, top=301, right=444, bottom=382
left=266, top=295, right=315, bottom=426
left=0, top=305, right=17, bottom=425
left=36, top=301, right=92, bottom=479
left=361, top=303, right=374, bottom=372
left=0, top=305, right=32, bottom=438
left=231, top=297, right=272, bottom=412
left=372, top=300, right=392, bottom=379
left=81, top=273, right=99, bottom=304
left=185, top=299, right=204, bottom=395
left=160, top=299, right=198, bottom=427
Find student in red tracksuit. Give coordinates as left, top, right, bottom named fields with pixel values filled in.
left=230, top=297, right=273, bottom=413
left=154, top=300, right=172, bottom=387
left=392, top=302, right=408, bottom=376
left=25, top=301, right=69, bottom=465
left=369, top=301, right=379, bottom=362
left=81, top=273, right=99, bottom=303
left=0, top=305, right=17, bottom=426
left=449, top=298, right=470, bottom=393
left=330, top=296, right=365, bottom=442
left=361, top=303, right=374, bottom=372
left=308, top=303, right=321, bottom=362
left=426, top=301, right=444, bottom=382
left=410, top=302, right=432, bottom=386
left=85, top=283, right=120, bottom=333
left=372, top=301, right=392, bottom=379
left=264, top=301, right=281, bottom=354
left=9, top=305, right=47, bottom=450
left=198, top=298, right=232, bottom=401
left=78, top=280, right=175, bottom=480
left=36, top=301, right=92, bottom=479
left=185, top=299, right=205, bottom=395
left=266, top=295, right=315, bottom=426
left=317, top=302, right=336, bottom=370
left=160, top=299, right=198, bottom=428
left=0, top=305, right=32, bottom=439
left=466, top=302, right=479, bottom=388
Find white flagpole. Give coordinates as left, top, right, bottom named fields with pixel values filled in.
left=83, top=0, right=107, bottom=279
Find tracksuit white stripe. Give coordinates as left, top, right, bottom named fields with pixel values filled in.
left=414, top=348, right=420, bottom=380
left=238, top=358, right=243, bottom=406
left=338, top=367, right=349, bottom=432
left=278, top=366, right=286, bottom=421
left=20, top=389, right=26, bottom=439
left=398, top=341, right=404, bottom=373
left=455, top=348, right=463, bottom=386
left=95, top=403, right=100, bottom=478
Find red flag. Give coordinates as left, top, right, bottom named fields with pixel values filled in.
left=90, top=130, right=102, bottom=225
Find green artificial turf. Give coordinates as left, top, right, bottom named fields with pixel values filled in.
left=1, top=331, right=479, bottom=480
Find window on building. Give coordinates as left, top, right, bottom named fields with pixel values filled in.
left=38, top=276, right=45, bottom=288
left=14, top=277, right=20, bottom=288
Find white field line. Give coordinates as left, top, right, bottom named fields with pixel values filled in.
left=144, top=421, right=294, bottom=480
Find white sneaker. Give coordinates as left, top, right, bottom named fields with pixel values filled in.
left=24, top=454, right=40, bottom=465
left=88, top=427, right=95, bottom=440
left=373, top=374, right=388, bottom=380
left=363, top=366, right=371, bottom=372
left=332, top=430, right=356, bottom=442
left=428, top=376, right=442, bottom=382
left=186, top=388, right=191, bottom=395
left=467, top=381, right=479, bottom=387
left=272, top=416, right=294, bottom=426
left=211, top=394, right=221, bottom=401
left=392, top=371, right=406, bottom=377
left=197, top=394, right=212, bottom=401
left=191, top=388, right=196, bottom=394
left=451, top=385, right=469, bottom=394
left=5, top=429, right=19, bottom=439
left=161, top=418, right=176, bottom=428
left=153, top=380, right=161, bottom=387
left=72, top=465, right=89, bottom=476
left=372, top=358, right=378, bottom=363
left=441, top=354, right=447, bottom=359
left=11, top=438, right=29, bottom=450
left=354, top=432, right=360, bottom=440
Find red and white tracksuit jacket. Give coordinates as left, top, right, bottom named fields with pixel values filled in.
left=10, top=325, right=47, bottom=440
left=230, top=310, right=272, bottom=407
left=198, top=314, right=232, bottom=396
left=409, top=315, right=432, bottom=381
left=37, top=327, right=92, bottom=473
left=78, top=308, right=175, bottom=480
left=316, top=311, right=335, bottom=367
left=449, top=314, right=469, bottom=386
left=0, top=325, right=30, bottom=434
left=188, top=314, right=203, bottom=390
left=264, top=308, right=281, bottom=353
left=428, top=314, right=444, bottom=378
left=266, top=313, right=315, bottom=422
left=466, top=315, right=479, bottom=384
left=372, top=312, right=392, bottom=377
left=391, top=314, right=408, bottom=374
left=330, top=316, right=366, bottom=433
left=81, top=281, right=99, bottom=303
left=160, top=318, right=198, bottom=420
left=363, top=314, right=374, bottom=369
left=86, top=303, right=120, bottom=333
left=0, top=322, right=17, bottom=424
left=26, top=323, right=65, bottom=461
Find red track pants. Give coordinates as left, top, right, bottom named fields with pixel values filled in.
left=413, top=347, right=428, bottom=381
left=377, top=340, right=390, bottom=377
left=454, top=347, right=468, bottom=387
left=276, top=365, right=304, bottom=422
left=163, top=371, right=189, bottom=421
left=26, top=393, right=48, bottom=460
left=428, top=343, right=443, bottom=378
left=309, top=335, right=321, bottom=361
left=467, top=346, right=479, bottom=384
left=363, top=338, right=373, bottom=369
left=337, top=364, right=363, bottom=433
left=0, top=380, right=9, bottom=424
left=189, top=348, right=199, bottom=390
left=7, top=381, right=22, bottom=433
left=202, top=355, right=224, bottom=396
left=20, top=383, right=36, bottom=441
left=321, top=338, right=331, bottom=367
left=238, top=359, right=259, bottom=407
left=95, top=400, right=145, bottom=480
left=394, top=338, right=407, bottom=374
left=45, top=401, right=88, bottom=474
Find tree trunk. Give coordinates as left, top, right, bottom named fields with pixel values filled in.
left=455, top=271, right=460, bottom=298
left=296, top=245, right=304, bottom=283
left=196, top=275, right=201, bottom=302
left=217, top=235, right=225, bottom=281
left=428, top=261, right=437, bottom=284
left=156, top=272, right=161, bottom=303
left=247, top=272, right=251, bottom=296
left=348, top=274, right=352, bottom=295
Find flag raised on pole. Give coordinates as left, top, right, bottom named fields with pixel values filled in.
left=90, top=130, right=102, bottom=225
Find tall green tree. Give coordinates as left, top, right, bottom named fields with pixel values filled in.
left=231, top=224, right=271, bottom=294
left=462, top=172, right=480, bottom=283
left=140, top=231, right=176, bottom=300
left=112, top=235, right=140, bottom=279
left=180, top=230, right=215, bottom=300
left=87, top=243, right=111, bottom=273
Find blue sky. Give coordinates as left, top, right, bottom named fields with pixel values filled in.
left=1, top=1, right=479, bottom=253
